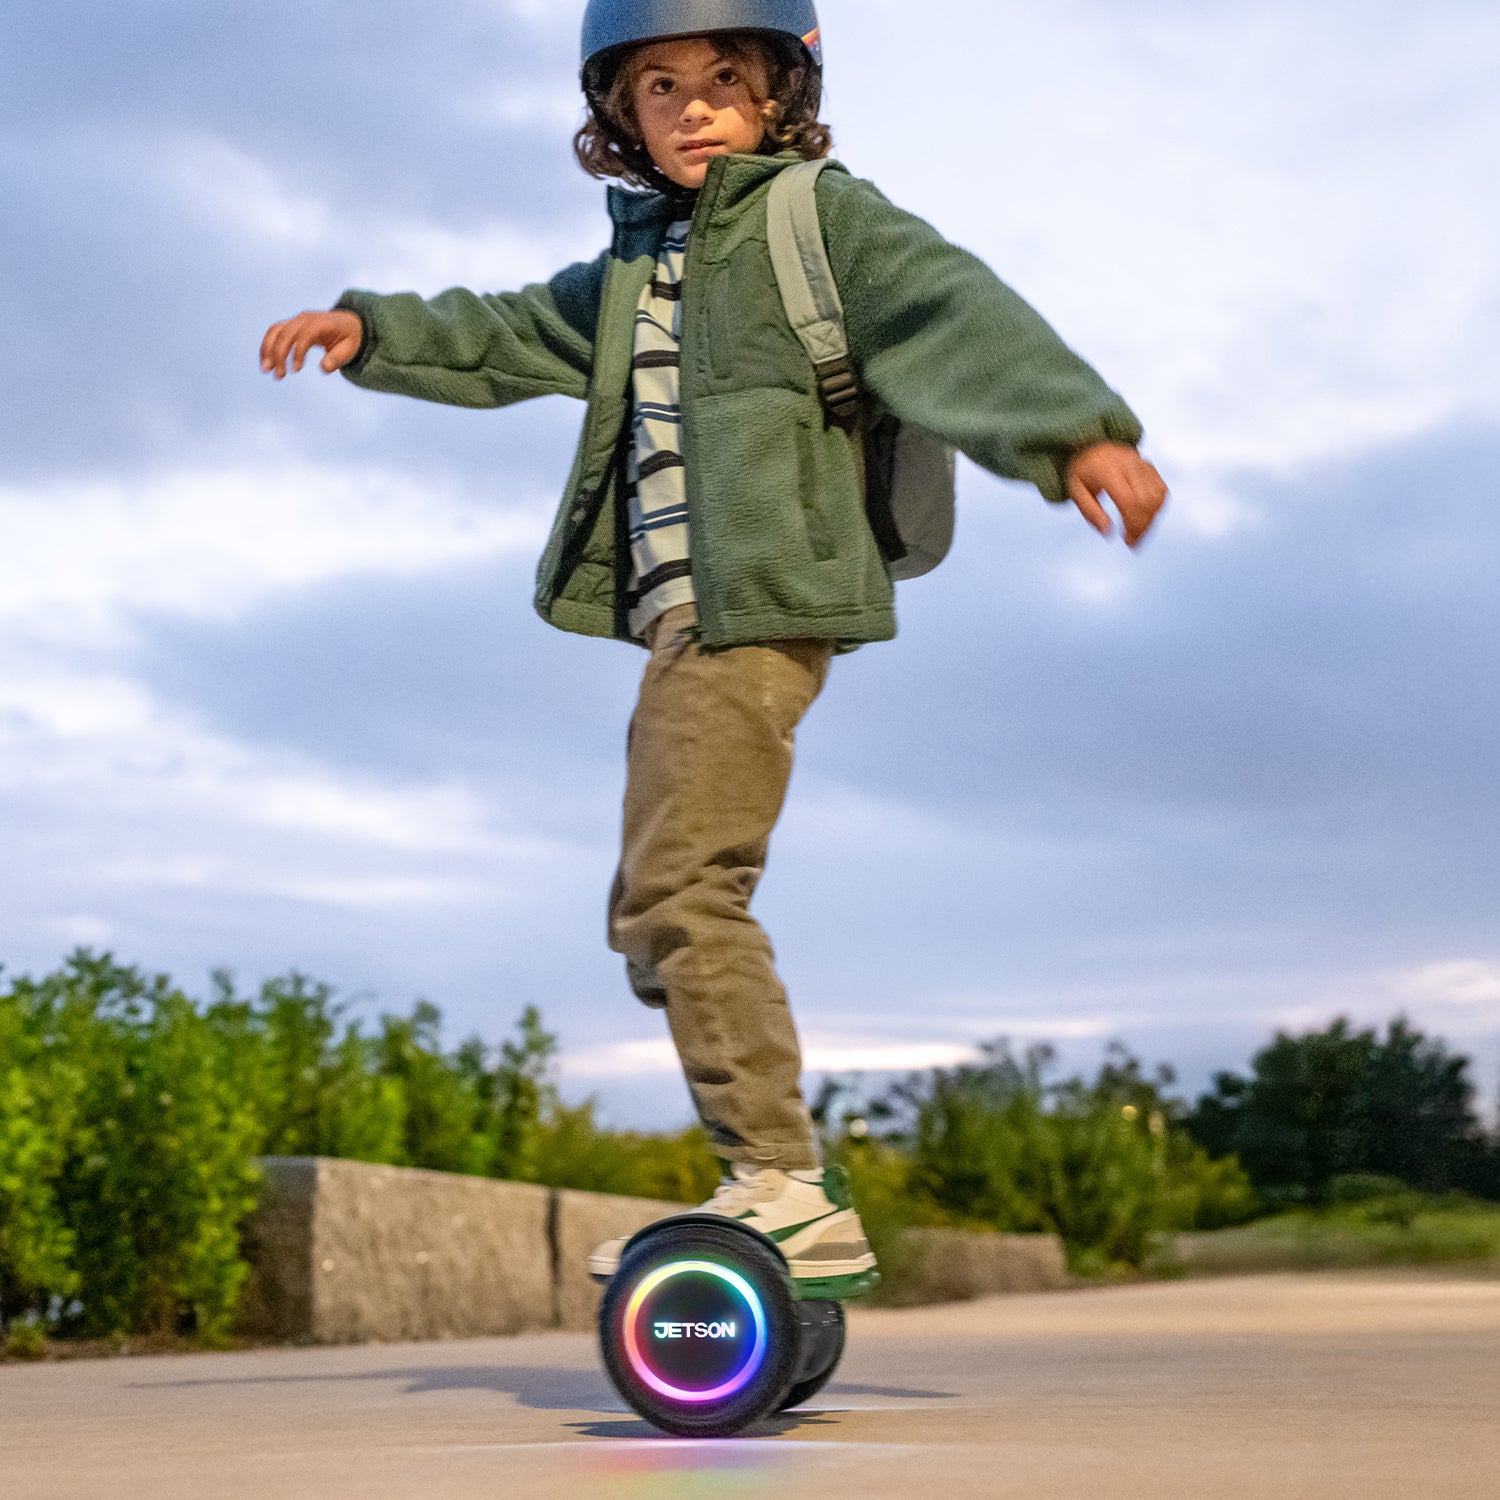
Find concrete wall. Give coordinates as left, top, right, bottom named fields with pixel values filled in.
left=551, top=1188, right=683, bottom=1333
left=238, top=1157, right=1071, bottom=1344
left=238, top=1158, right=681, bottom=1343
left=879, top=1227, right=1072, bottom=1306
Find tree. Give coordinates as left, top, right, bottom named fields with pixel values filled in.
left=478, top=1006, right=560, bottom=1183
left=375, top=1001, right=488, bottom=1175
left=0, top=980, right=80, bottom=1331
left=873, top=1041, right=1254, bottom=1272
left=1187, top=1017, right=1491, bottom=1203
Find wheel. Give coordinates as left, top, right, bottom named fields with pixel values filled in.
left=598, top=1216, right=802, bottom=1437
left=778, top=1299, right=845, bottom=1411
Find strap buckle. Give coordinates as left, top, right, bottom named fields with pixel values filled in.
left=814, top=357, right=860, bottom=424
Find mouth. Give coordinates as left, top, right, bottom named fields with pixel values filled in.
left=677, top=139, right=725, bottom=155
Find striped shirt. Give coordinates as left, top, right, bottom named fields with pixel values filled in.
left=625, top=219, right=694, bottom=641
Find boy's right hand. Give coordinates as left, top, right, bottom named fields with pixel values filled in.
left=259, top=310, right=364, bottom=379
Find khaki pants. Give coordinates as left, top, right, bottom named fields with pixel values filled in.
left=607, top=605, right=832, bottom=1171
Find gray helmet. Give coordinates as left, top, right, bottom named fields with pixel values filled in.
left=581, top=0, right=822, bottom=97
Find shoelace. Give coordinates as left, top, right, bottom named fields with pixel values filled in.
left=700, top=1176, right=774, bottom=1215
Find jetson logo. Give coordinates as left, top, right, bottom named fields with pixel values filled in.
left=653, top=1321, right=738, bottom=1341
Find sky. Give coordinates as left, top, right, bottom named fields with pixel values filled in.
left=3, top=0, right=1499, bottom=1128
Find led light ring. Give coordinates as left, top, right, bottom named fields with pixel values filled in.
left=621, top=1260, right=768, bottom=1403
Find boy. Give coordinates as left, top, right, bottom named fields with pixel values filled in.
left=259, top=0, right=1167, bottom=1296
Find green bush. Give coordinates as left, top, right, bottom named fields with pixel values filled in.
left=207, top=972, right=406, bottom=1166
left=0, top=951, right=722, bottom=1344
left=19, top=948, right=1492, bottom=1346
left=0, top=991, right=81, bottom=1327
left=1328, top=1172, right=1409, bottom=1205
left=464, top=1004, right=564, bottom=1183
left=3, top=1315, right=48, bottom=1360
left=830, top=1138, right=954, bottom=1297
left=854, top=1043, right=1257, bottom=1276
left=1170, top=1193, right=1500, bottom=1276
left=1, top=954, right=261, bottom=1342
left=1164, top=1140, right=1260, bottom=1232
left=531, top=1101, right=720, bottom=1203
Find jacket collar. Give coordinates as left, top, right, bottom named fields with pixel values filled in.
left=606, top=152, right=845, bottom=228
left=606, top=184, right=683, bottom=228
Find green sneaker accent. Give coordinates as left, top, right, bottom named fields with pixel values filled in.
left=765, top=1212, right=838, bottom=1245
left=821, top=1164, right=855, bottom=1211
left=791, top=1268, right=881, bottom=1302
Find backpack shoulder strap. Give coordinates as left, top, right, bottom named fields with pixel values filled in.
left=766, top=159, right=860, bottom=422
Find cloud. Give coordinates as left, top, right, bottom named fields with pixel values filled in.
left=558, top=1035, right=990, bottom=1080
left=1399, top=962, right=1500, bottom=1011
left=96, top=860, right=505, bottom=912
left=42, top=915, right=119, bottom=948
left=1261, top=957, right=1500, bottom=1047
left=476, top=83, right=587, bottom=132
left=804, top=1041, right=985, bottom=1072
left=150, top=129, right=603, bottom=291
left=0, top=447, right=567, bottom=882
left=0, top=8, right=603, bottom=477
left=161, top=136, right=336, bottom=252
left=810, top=422, right=1500, bottom=838
left=832, top=0, right=1500, bottom=526
left=0, top=664, right=517, bottom=855
left=558, top=1038, right=679, bottom=1079
left=0, top=460, right=547, bottom=649
left=346, top=218, right=601, bottom=303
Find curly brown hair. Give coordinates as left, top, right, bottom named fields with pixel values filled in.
left=574, top=32, right=833, bottom=192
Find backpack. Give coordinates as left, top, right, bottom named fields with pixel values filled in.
left=765, top=158, right=957, bottom=581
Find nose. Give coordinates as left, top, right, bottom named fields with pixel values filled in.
left=679, top=95, right=713, bottom=128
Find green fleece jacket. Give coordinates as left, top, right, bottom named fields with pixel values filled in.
left=337, top=153, right=1143, bottom=648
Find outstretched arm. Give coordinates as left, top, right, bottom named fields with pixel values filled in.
left=333, top=252, right=610, bottom=408
left=260, top=309, right=364, bottom=379
left=819, top=171, right=1163, bottom=537
left=1067, top=442, right=1169, bottom=549
left=258, top=251, right=610, bottom=409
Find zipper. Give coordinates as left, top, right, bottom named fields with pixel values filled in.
left=554, top=214, right=656, bottom=632
left=678, top=159, right=726, bottom=643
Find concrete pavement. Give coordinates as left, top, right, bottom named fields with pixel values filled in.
left=4, top=1272, right=1499, bottom=1498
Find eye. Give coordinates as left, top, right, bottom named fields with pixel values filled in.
left=648, top=76, right=673, bottom=95
left=716, top=68, right=740, bottom=86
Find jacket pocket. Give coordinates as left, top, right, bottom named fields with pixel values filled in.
left=704, top=241, right=808, bottom=392
left=690, top=388, right=872, bottom=622
left=795, top=413, right=837, bottom=562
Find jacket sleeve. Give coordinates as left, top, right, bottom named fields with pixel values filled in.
left=818, top=174, right=1144, bottom=503
left=334, top=251, right=609, bottom=408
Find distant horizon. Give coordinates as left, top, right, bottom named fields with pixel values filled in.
left=9, top=944, right=1497, bottom=1135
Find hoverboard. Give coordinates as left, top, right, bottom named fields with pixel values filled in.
left=597, top=1213, right=869, bottom=1437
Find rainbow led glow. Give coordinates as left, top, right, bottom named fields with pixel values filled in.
left=621, top=1260, right=768, bottom=1403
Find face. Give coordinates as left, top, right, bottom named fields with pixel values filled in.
left=629, top=36, right=771, bottom=190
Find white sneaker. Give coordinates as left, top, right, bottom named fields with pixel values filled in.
left=588, top=1164, right=878, bottom=1297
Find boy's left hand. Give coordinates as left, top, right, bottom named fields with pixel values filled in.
left=1067, top=443, right=1169, bottom=549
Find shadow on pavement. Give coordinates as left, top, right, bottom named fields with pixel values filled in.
left=816, top=1381, right=955, bottom=1400
left=130, top=1363, right=625, bottom=1413
left=564, top=1409, right=843, bottom=1441
left=130, top=1365, right=956, bottom=1416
